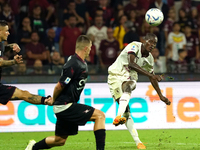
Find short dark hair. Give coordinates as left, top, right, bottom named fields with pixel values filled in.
left=185, top=24, right=191, bottom=29
left=68, top=14, right=76, bottom=19
left=31, top=30, right=39, bottom=36
left=33, top=5, right=41, bottom=10
left=173, top=22, right=180, bottom=27
left=178, top=49, right=186, bottom=54
left=144, top=33, right=157, bottom=40
left=76, top=35, right=91, bottom=43
left=124, top=21, right=133, bottom=30
left=96, top=7, right=103, bottom=12
left=76, top=35, right=91, bottom=50
left=0, top=20, right=8, bottom=27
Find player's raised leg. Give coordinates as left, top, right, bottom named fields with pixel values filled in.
left=11, top=88, right=52, bottom=105
left=113, top=81, right=136, bottom=126
left=89, top=109, right=106, bottom=150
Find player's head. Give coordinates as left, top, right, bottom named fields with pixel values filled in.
left=143, top=33, right=157, bottom=52
left=0, top=20, right=9, bottom=42
left=76, top=35, right=92, bottom=57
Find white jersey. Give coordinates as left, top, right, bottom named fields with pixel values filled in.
left=108, top=41, right=154, bottom=81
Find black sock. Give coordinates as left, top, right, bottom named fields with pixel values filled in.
left=32, top=138, right=50, bottom=150
left=94, top=129, right=106, bottom=150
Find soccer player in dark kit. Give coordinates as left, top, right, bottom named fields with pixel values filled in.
left=0, top=20, right=52, bottom=106
left=25, top=35, right=106, bottom=150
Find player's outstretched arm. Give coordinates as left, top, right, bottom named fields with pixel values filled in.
left=149, top=76, right=171, bottom=105
left=128, top=54, right=153, bottom=77
left=128, top=54, right=161, bottom=79
left=128, top=54, right=163, bottom=82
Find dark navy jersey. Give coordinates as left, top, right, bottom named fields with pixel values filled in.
left=54, top=53, right=88, bottom=105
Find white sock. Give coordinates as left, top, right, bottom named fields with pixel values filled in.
left=117, top=93, right=131, bottom=116
left=123, top=112, right=142, bottom=145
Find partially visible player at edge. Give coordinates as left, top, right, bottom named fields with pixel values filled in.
left=108, top=33, right=171, bottom=149
left=0, top=20, right=52, bottom=106
left=25, top=35, right=106, bottom=150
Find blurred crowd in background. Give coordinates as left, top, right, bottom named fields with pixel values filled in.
left=1, top=0, right=200, bottom=75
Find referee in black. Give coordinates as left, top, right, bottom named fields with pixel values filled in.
left=25, top=35, right=106, bottom=150
left=0, top=20, right=52, bottom=106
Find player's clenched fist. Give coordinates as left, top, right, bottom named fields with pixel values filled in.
left=160, top=95, right=171, bottom=105
left=14, top=55, right=23, bottom=64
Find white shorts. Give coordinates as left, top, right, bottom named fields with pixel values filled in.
left=108, top=74, right=136, bottom=101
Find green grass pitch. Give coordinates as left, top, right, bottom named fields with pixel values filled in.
left=0, top=129, right=199, bottom=150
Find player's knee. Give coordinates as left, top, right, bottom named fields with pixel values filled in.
left=55, top=137, right=66, bottom=146
left=96, top=109, right=105, bottom=121
left=130, top=80, right=136, bottom=90
left=123, top=81, right=136, bottom=93
left=58, top=140, right=66, bottom=146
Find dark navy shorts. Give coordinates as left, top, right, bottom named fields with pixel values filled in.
left=0, top=84, right=16, bottom=105
left=55, top=103, right=95, bottom=136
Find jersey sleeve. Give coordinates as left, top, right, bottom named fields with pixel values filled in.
left=59, top=60, right=76, bottom=87
left=127, top=43, right=139, bottom=57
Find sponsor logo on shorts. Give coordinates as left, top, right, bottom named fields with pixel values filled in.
left=83, top=109, right=90, bottom=113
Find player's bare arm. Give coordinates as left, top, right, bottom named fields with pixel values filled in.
left=0, top=55, right=23, bottom=67
left=128, top=54, right=162, bottom=81
left=4, top=43, right=21, bottom=53
left=149, top=76, right=171, bottom=105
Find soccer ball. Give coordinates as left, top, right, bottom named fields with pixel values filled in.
left=145, top=8, right=164, bottom=26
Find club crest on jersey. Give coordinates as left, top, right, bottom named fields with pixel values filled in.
left=64, top=77, right=71, bottom=84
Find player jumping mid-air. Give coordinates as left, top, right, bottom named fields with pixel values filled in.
left=25, top=35, right=106, bottom=150
left=0, top=20, right=52, bottom=106
left=107, top=33, right=171, bottom=149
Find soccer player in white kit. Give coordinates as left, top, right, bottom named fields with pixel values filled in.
left=108, top=33, right=171, bottom=149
